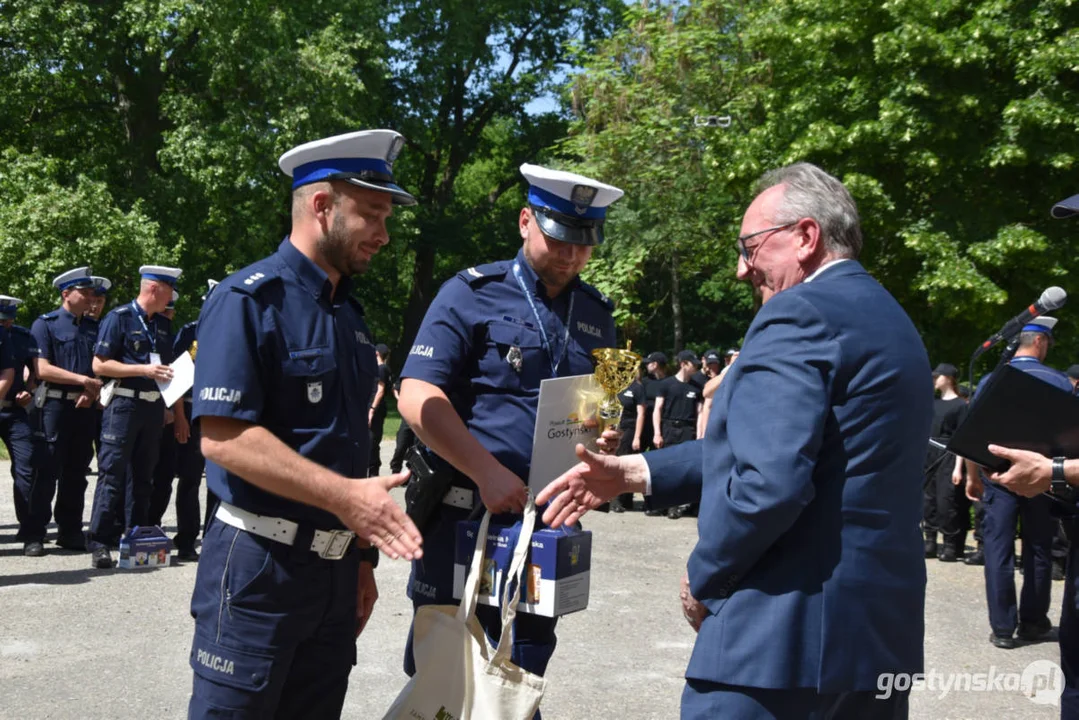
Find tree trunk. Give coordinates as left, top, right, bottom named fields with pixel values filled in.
left=670, top=247, right=683, bottom=352
left=399, top=243, right=438, bottom=361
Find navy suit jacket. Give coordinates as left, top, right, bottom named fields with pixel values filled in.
left=646, top=260, right=932, bottom=692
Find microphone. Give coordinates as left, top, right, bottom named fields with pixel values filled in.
left=973, top=286, right=1067, bottom=358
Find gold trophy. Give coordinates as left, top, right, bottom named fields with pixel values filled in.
left=590, top=343, right=642, bottom=432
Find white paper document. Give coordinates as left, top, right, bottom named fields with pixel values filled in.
left=527, top=374, right=603, bottom=496
left=156, top=351, right=194, bottom=407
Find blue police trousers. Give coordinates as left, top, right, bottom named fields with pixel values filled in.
left=0, top=409, right=50, bottom=542
left=38, top=397, right=97, bottom=539
left=188, top=520, right=359, bottom=719
left=981, top=482, right=1055, bottom=636
left=405, top=502, right=557, bottom=720
left=681, top=679, right=910, bottom=720
left=89, top=396, right=164, bottom=547
left=149, top=415, right=204, bottom=550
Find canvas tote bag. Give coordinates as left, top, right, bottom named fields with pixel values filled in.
left=381, top=499, right=546, bottom=720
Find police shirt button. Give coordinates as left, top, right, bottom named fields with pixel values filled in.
left=252, top=673, right=264, bottom=684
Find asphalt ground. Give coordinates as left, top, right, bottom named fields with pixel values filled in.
left=0, top=444, right=1066, bottom=719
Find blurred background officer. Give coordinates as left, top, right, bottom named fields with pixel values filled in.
left=30, top=267, right=101, bottom=553
left=653, top=349, right=703, bottom=519
left=389, top=376, right=416, bottom=474
left=922, top=363, right=970, bottom=562
left=1068, top=364, right=1079, bottom=392
left=186, top=130, right=421, bottom=719
left=0, top=297, right=35, bottom=553
left=368, top=342, right=391, bottom=476
left=610, top=362, right=646, bottom=513
left=724, top=347, right=740, bottom=366
left=87, top=276, right=110, bottom=320
left=641, top=351, right=667, bottom=516
left=148, top=289, right=203, bottom=562
left=697, top=349, right=723, bottom=437
left=88, top=265, right=180, bottom=568
left=965, top=316, right=1069, bottom=649
left=398, top=163, right=623, bottom=717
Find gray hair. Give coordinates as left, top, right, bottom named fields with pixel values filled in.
left=754, top=162, right=862, bottom=259
left=1018, top=331, right=1045, bottom=349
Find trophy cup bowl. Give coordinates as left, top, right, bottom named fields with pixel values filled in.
left=591, top=347, right=643, bottom=433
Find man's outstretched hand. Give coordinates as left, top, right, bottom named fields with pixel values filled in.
left=536, top=444, right=649, bottom=527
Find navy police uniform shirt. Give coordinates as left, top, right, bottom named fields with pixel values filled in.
left=94, top=300, right=175, bottom=392
left=192, top=238, right=378, bottom=529
left=30, top=308, right=97, bottom=392
left=401, top=248, right=616, bottom=481
left=4, top=326, right=39, bottom=401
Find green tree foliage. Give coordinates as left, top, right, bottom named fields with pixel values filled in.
left=566, top=0, right=1079, bottom=372
left=0, top=148, right=171, bottom=320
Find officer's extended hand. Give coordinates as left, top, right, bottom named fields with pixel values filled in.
left=82, top=376, right=102, bottom=393
left=477, top=465, right=529, bottom=514
left=681, top=571, right=706, bottom=633
left=337, top=469, right=423, bottom=561
left=987, top=444, right=1053, bottom=498
left=145, top=364, right=173, bottom=382
left=75, top=392, right=93, bottom=409
left=355, top=558, right=378, bottom=638
left=15, top=391, right=31, bottom=408
left=537, top=443, right=632, bottom=528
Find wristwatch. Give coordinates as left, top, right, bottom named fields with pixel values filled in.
left=1050, top=457, right=1075, bottom=501
left=358, top=545, right=380, bottom=568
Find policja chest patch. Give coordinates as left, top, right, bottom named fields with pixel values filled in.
left=307, top=381, right=323, bottom=403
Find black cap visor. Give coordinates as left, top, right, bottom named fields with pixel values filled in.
left=531, top=205, right=604, bottom=246
left=1052, top=194, right=1079, bottom=219
left=300, top=170, right=417, bottom=206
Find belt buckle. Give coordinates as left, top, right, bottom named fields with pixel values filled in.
left=319, top=530, right=354, bottom=560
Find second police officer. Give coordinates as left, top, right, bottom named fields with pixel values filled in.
left=30, top=267, right=102, bottom=553
left=88, top=265, right=181, bottom=568
left=398, top=163, right=624, bottom=717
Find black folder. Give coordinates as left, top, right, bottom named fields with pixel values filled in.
left=945, top=364, right=1079, bottom=473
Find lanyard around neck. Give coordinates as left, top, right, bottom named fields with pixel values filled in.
left=512, top=262, right=574, bottom=376
left=130, top=301, right=156, bottom=353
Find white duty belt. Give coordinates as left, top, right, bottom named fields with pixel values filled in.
left=215, top=502, right=355, bottom=560
left=45, top=389, right=82, bottom=401
left=112, top=387, right=162, bottom=402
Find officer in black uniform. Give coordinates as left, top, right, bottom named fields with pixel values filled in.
left=641, top=351, right=668, bottom=516
left=653, top=349, right=703, bottom=519
left=610, top=364, right=646, bottom=512
left=389, top=377, right=416, bottom=474
left=922, top=363, right=969, bottom=562
left=185, top=129, right=421, bottom=719
left=30, top=267, right=101, bottom=552
left=368, top=343, right=391, bottom=476
left=0, top=296, right=41, bottom=555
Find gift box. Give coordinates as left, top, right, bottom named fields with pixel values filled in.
left=117, top=526, right=173, bottom=569
left=453, top=520, right=591, bottom=617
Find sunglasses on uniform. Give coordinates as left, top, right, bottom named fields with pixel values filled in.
left=736, top=222, right=798, bottom=261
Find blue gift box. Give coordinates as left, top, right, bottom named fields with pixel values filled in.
left=453, top=520, right=591, bottom=617
left=117, top=526, right=173, bottom=569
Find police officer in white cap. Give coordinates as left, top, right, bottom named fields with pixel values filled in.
left=30, top=267, right=101, bottom=552
left=398, top=163, right=625, bottom=716
left=87, top=264, right=181, bottom=568
left=87, top=276, right=111, bottom=320
left=186, top=130, right=422, bottom=718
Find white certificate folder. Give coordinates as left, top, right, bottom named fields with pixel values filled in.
left=527, top=374, right=601, bottom=496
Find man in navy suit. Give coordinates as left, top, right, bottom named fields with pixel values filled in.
left=538, top=162, right=933, bottom=719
